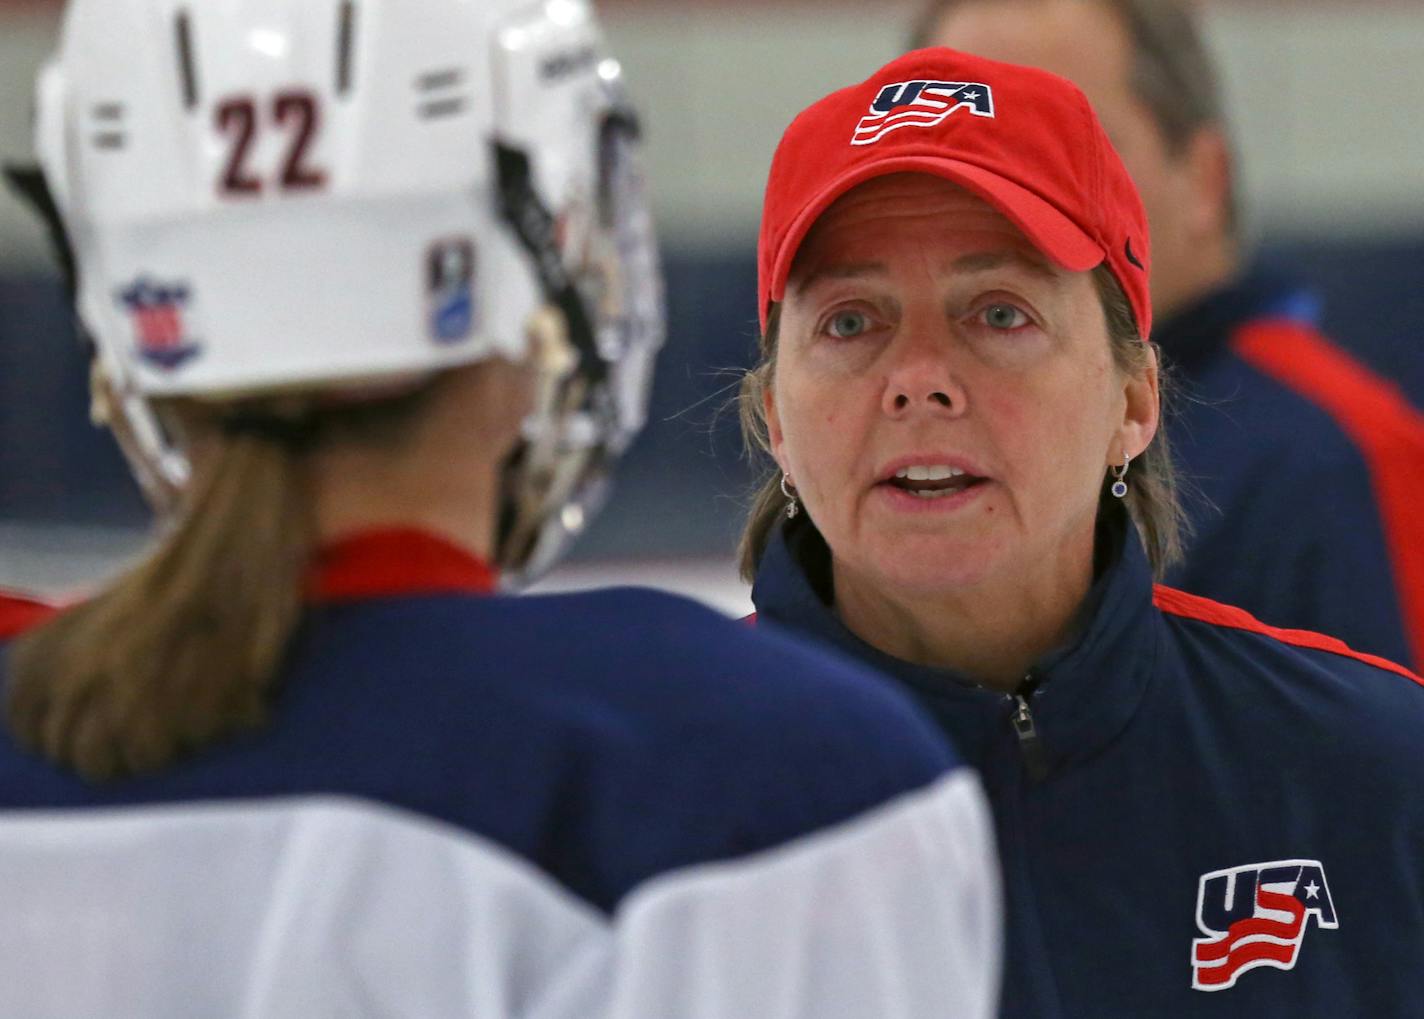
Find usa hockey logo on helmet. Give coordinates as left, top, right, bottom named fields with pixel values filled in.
left=116, top=277, right=202, bottom=371
left=1192, top=859, right=1338, bottom=991
left=852, top=80, right=994, bottom=146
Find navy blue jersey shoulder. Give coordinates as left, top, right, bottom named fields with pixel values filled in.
left=1157, top=264, right=1418, bottom=667
left=752, top=510, right=1424, bottom=1016
left=1157, top=598, right=1424, bottom=827
left=0, top=587, right=956, bottom=913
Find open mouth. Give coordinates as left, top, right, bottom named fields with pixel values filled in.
left=882, top=465, right=988, bottom=500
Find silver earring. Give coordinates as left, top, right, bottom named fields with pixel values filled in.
left=1110, top=454, right=1131, bottom=499
left=780, top=473, right=800, bottom=519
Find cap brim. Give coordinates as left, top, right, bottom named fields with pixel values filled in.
left=770, top=155, right=1106, bottom=305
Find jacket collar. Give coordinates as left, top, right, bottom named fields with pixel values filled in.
left=1153, top=260, right=1320, bottom=372
left=750, top=512, right=1159, bottom=774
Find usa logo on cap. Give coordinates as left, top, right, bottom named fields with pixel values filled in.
left=117, top=277, right=202, bottom=371
left=1192, top=859, right=1338, bottom=991
left=852, top=80, right=995, bottom=146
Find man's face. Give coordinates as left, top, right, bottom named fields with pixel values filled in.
left=927, top=0, right=1216, bottom=319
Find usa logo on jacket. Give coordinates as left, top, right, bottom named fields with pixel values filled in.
left=1192, top=859, right=1338, bottom=991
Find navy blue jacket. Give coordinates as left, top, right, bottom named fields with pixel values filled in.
left=752, top=512, right=1424, bottom=1017
left=1158, top=267, right=1424, bottom=669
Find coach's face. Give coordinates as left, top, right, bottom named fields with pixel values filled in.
left=925, top=0, right=1220, bottom=320
left=765, top=174, right=1156, bottom=605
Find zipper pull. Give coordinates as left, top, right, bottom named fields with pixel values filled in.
left=1009, top=677, right=1050, bottom=782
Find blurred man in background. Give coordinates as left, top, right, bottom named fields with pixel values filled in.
left=914, top=0, right=1424, bottom=670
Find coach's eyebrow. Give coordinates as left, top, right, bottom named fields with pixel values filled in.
left=791, top=261, right=888, bottom=296
left=951, top=250, right=1061, bottom=281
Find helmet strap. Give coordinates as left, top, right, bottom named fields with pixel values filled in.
left=492, top=141, right=604, bottom=386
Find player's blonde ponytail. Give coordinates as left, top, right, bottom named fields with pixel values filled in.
left=7, top=405, right=310, bottom=781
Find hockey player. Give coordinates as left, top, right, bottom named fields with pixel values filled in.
left=0, top=2, right=999, bottom=1016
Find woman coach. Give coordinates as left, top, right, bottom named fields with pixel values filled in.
left=742, top=47, right=1424, bottom=1016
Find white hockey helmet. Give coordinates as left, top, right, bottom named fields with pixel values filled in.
left=25, top=0, right=663, bottom=583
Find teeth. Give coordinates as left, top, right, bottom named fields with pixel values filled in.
left=895, top=465, right=965, bottom=481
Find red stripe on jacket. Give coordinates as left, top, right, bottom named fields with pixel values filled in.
left=748, top=588, right=1419, bottom=687
left=1154, top=584, right=1424, bottom=688
left=1232, top=319, right=1424, bottom=669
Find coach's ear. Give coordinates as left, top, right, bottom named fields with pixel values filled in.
left=763, top=377, right=790, bottom=480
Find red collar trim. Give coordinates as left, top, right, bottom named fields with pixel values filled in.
left=0, top=590, right=58, bottom=641
left=307, top=528, right=499, bottom=603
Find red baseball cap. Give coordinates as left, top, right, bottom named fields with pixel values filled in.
left=757, top=47, right=1152, bottom=338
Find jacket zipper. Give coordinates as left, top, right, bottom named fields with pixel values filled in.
left=1009, top=673, right=1050, bottom=781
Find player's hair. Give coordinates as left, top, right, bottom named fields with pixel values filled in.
left=736, top=264, right=1186, bottom=582
left=908, top=0, right=1240, bottom=237
left=6, top=383, right=440, bottom=781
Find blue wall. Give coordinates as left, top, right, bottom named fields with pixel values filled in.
left=2, top=238, right=1421, bottom=560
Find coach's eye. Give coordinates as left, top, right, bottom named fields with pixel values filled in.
left=981, top=303, right=1029, bottom=330
left=826, top=310, right=870, bottom=338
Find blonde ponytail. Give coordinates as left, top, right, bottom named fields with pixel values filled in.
left=8, top=412, right=311, bottom=781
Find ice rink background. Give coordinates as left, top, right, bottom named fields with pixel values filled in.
left=2, top=0, right=1422, bottom=615
left=0, top=520, right=756, bottom=616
